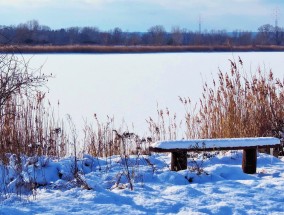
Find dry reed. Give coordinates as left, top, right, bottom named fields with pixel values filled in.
left=2, top=45, right=284, bottom=54
left=194, top=57, right=284, bottom=138
left=0, top=54, right=67, bottom=165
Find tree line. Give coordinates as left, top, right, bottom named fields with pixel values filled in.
left=0, top=20, right=283, bottom=46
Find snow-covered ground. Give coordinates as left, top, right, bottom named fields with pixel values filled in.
left=1, top=151, right=284, bottom=215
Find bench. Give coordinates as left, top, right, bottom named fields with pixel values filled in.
left=149, top=137, right=281, bottom=174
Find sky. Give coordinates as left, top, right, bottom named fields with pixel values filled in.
left=0, top=0, right=283, bottom=32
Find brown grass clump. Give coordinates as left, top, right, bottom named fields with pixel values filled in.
left=0, top=54, right=67, bottom=164
left=194, top=57, right=284, bottom=138
left=83, top=114, right=115, bottom=157
left=179, top=97, right=201, bottom=139
left=83, top=114, right=151, bottom=157
left=146, top=105, right=181, bottom=141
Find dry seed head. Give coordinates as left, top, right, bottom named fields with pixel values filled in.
left=238, top=56, right=243, bottom=65
left=269, top=70, right=274, bottom=81
left=178, top=96, right=183, bottom=103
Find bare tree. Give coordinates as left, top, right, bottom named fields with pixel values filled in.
left=15, top=23, right=31, bottom=44
left=171, top=26, right=184, bottom=46
left=126, top=32, right=141, bottom=45
left=257, top=24, right=274, bottom=45
left=274, top=26, right=284, bottom=45
left=111, top=27, right=124, bottom=45
left=67, top=27, right=80, bottom=44
left=147, top=25, right=166, bottom=45
left=80, top=27, right=100, bottom=44
left=0, top=53, right=51, bottom=118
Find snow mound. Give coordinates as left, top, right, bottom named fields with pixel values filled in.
left=0, top=152, right=284, bottom=214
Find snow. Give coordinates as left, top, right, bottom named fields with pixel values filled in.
left=151, top=137, right=281, bottom=150
left=1, top=152, right=284, bottom=214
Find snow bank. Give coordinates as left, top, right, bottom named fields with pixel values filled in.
left=152, top=137, right=280, bottom=149
left=1, top=152, right=284, bottom=214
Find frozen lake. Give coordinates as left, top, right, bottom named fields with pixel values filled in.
left=26, top=52, right=284, bottom=137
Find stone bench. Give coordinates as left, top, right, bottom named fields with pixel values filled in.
left=149, top=137, right=281, bottom=174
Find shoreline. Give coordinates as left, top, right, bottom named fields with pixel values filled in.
left=1, top=45, right=284, bottom=54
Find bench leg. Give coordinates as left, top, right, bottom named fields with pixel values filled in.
left=242, top=148, right=257, bottom=174
left=171, top=151, right=187, bottom=171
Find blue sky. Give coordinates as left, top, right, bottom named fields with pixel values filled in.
left=0, top=0, right=283, bottom=32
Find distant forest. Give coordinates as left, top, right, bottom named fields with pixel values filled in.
left=0, top=20, right=283, bottom=47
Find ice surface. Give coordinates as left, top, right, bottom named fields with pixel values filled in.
left=26, top=52, right=284, bottom=138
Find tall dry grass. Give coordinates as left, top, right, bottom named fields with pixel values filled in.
left=83, top=114, right=115, bottom=157
left=146, top=105, right=182, bottom=141
left=1, top=52, right=283, bottom=162
left=147, top=57, right=284, bottom=141
left=193, top=57, right=284, bottom=138
left=0, top=54, right=67, bottom=165
left=83, top=115, right=152, bottom=157
left=0, top=92, right=67, bottom=164
left=2, top=45, right=284, bottom=54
